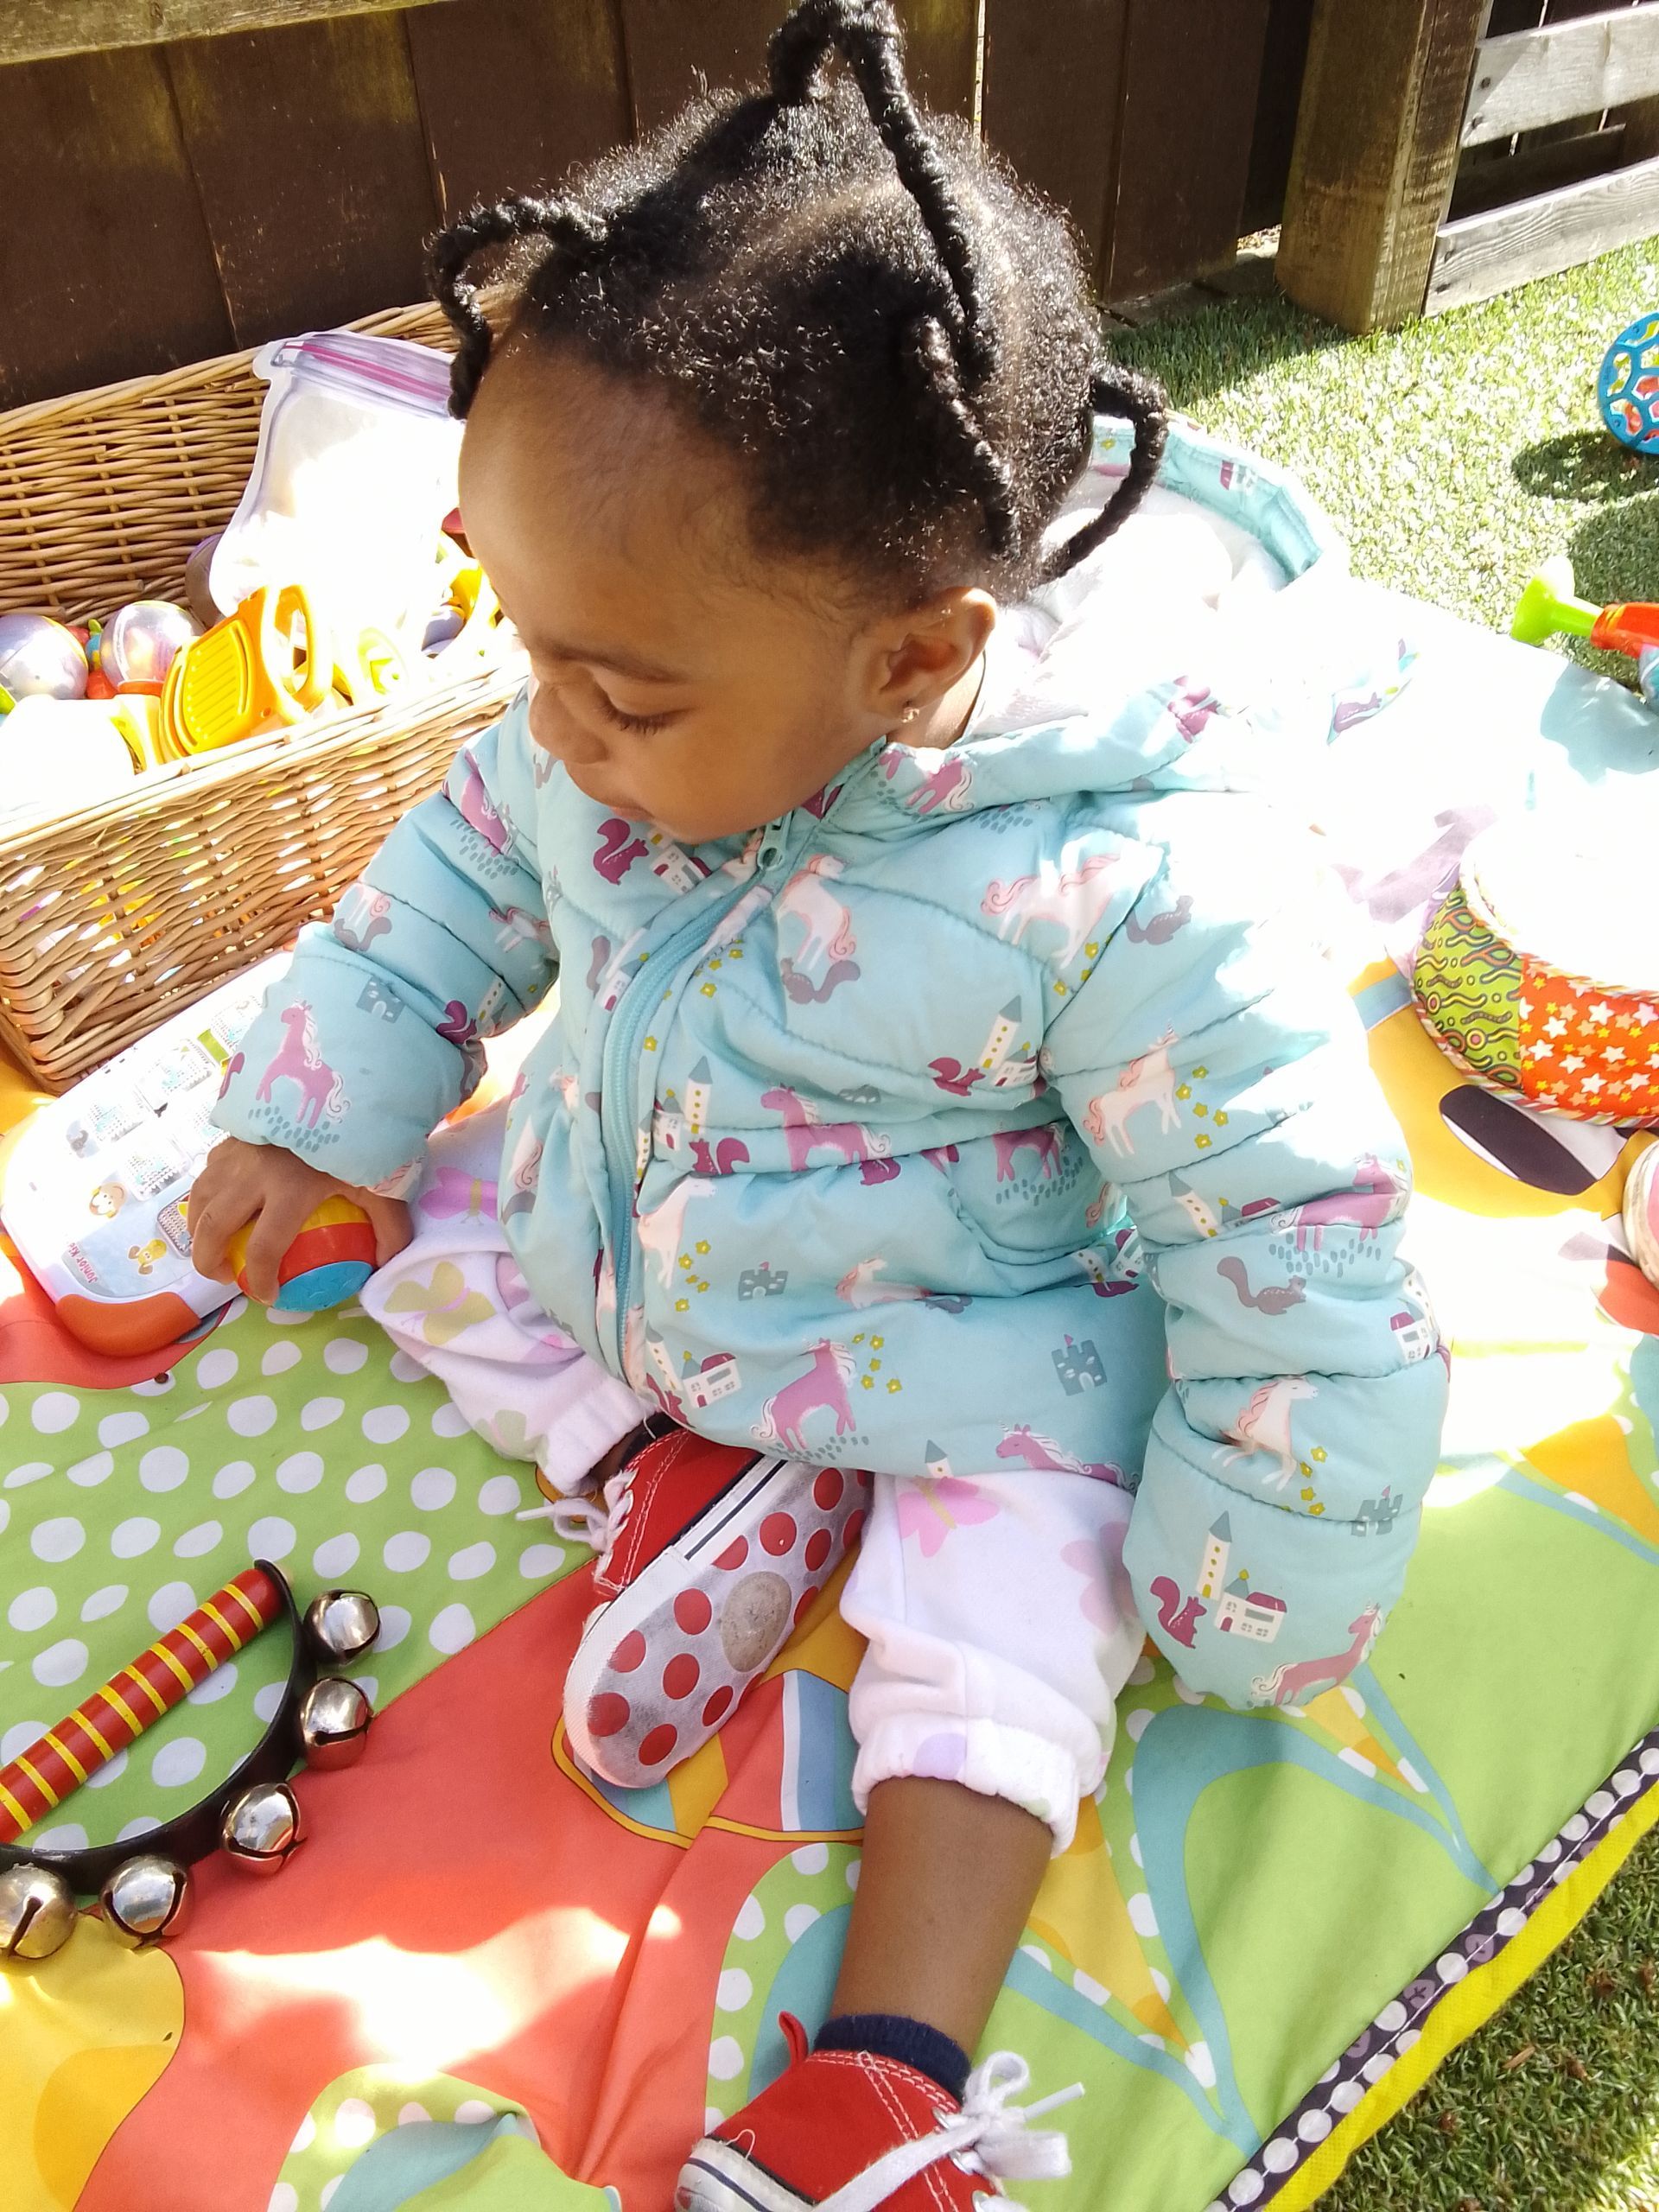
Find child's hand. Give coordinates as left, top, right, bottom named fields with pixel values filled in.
left=188, top=1137, right=412, bottom=1305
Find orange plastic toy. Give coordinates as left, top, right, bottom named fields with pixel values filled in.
left=159, top=583, right=330, bottom=757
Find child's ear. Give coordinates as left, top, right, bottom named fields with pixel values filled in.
left=861, top=588, right=997, bottom=721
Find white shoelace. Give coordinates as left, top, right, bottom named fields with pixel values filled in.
left=516, top=1461, right=636, bottom=1561
left=816, top=2053, right=1081, bottom=2212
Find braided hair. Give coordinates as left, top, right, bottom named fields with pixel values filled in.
left=426, top=0, right=1167, bottom=601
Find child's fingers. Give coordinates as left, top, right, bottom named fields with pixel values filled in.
left=236, top=1198, right=315, bottom=1306
left=184, top=1187, right=249, bottom=1284
left=358, top=1192, right=413, bottom=1268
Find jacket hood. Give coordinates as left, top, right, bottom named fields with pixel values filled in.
left=833, top=413, right=1382, bottom=834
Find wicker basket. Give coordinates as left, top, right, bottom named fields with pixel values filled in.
left=0, top=302, right=522, bottom=1091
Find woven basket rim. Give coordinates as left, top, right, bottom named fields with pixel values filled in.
left=0, top=661, right=524, bottom=855
left=0, top=300, right=455, bottom=442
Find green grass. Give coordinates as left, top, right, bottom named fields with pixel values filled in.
left=1115, top=239, right=1659, bottom=690
left=1116, top=241, right=1659, bottom=2212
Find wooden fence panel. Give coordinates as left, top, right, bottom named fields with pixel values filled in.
left=0, top=46, right=234, bottom=407
left=406, top=0, right=630, bottom=216
left=982, top=0, right=1129, bottom=273
left=1242, top=0, right=1316, bottom=232
left=1431, top=137, right=1659, bottom=302
left=166, top=13, right=438, bottom=346
left=1464, top=5, right=1659, bottom=144
left=1278, top=0, right=1488, bottom=331
left=0, top=0, right=453, bottom=67
left=1104, top=0, right=1272, bottom=296
left=620, top=0, right=976, bottom=133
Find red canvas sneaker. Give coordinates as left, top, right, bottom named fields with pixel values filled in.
left=556, top=1430, right=872, bottom=1787
left=677, top=2018, right=1078, bottom=2212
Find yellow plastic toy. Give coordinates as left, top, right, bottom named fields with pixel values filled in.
left=333, top=625, right=410, bottom=707
left=159, top=583, right=330, bottom=758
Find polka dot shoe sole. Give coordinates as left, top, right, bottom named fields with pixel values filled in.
left=564, top=1457, right=872, bottom=1789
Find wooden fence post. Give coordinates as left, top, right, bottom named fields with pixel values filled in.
left=1277, top=0, right=1490, bottom=331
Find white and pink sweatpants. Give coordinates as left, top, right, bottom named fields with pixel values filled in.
left=361, top=1105, right=1146, bottom=1850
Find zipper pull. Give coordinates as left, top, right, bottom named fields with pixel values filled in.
left=755, top=817, right=791, bottom=874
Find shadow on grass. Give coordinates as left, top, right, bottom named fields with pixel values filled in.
left=1109, top=294, right=1346, bottom=416
left=1536, top=499, right=1659, bottom=689
left=1511, top=431, right=1659, bottom=505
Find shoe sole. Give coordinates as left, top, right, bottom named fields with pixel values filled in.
left=676, top=2139, right=812, bottom=2211
left=564, top=1457, right=872, bottom=1789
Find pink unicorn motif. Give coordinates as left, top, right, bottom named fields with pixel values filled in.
left=1253, top=1606, right=1382, bottom=1708
left=1222, top=1376, right=1318, bottom=1486
left=982, top=851, right=1119, bottom=968
left=993, top=1124, right=1063, bottom=1183
left=758, top=1340, right=858, bottom=1452
left=1164, top=678, right=1221, bottom=742
left=594, top=817, right=648, bottom=883
left=492, top=904, right=554, bottom=954
left=775, top=854, right=859, bottom=1001
left=215, top=1049, right=245, bottom=1103
left=762, top=1087, right=893, bottom=1177
left=886, top=749, right=974, bottom=816
left=636, top=1177, right=714, bottom=1289
left=1083, top=1029, right=1179, bottom=1157
left=995, top=1425, right=1123, bottom=1484
left=450, top=755, right=510, bottom=853
left=1275, top=1155, right=1402, bottom=1252
left=500, top=1117, right=543, bottom=1223
left=836, top=1256, right=929, bottom=1307
left=255, top=1004, right=346, bottom=1129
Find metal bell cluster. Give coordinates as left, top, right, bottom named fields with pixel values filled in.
left=1, top=1587, right=379, bottom=1966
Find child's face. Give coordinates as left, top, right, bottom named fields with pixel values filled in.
left=459, top=346, right=992, bottom=844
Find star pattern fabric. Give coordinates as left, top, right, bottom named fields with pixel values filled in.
left=1520, top=972, right=1659, bottom=1118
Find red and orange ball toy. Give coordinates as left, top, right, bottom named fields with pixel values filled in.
left=225, top=1196, right=377, bottom=1312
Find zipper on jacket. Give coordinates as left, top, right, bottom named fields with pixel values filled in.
left=600, top=814, right=797, bottom=1372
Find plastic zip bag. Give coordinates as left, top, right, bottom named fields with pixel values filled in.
left=210, top=330, right=462, bottom=646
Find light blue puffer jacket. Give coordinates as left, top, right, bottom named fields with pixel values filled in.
left=215, top=420, right=1447, bottom=1707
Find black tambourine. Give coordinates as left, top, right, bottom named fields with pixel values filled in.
left=0, top=1562, right=377, bottom=1960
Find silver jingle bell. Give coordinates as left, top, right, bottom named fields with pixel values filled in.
left=0, top=1862, right=78, bottom=1962
left=99, top=1853, right=192, bottom=1948
left=221, top=1781, right=304, bottom=1875
left=297, top=1675, right=373, bottom=1770
left=303, top=1588, right=381, bottom=1666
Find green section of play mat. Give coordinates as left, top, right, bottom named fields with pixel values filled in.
left=0, top=1296, right=578, bottom=1849
left=274, top=2067, right=619, bottom=2212
left=1118, top=236, right=1659, bottom=2212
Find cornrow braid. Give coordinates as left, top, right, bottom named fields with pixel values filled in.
left=423, top=0, right=1171, bottom=601
left=768, top=0, right=998, bottom=384
left=903, top=316, right=1020, bottom=560
left=426, top=197, right=607, bottom=416
left=1044, top=365, right=1172, bottom=582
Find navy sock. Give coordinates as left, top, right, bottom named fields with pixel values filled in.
left=814, top=2012, right=970, bottom=2103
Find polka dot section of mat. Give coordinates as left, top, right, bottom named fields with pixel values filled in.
left=273, top=2061, right=552, bottom=2211
left=0, top=1300, right=586, bottom=1847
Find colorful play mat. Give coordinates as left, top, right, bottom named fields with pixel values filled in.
left=2, top=581, right=1657, bottom=2212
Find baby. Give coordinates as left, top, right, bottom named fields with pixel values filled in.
left=192, top=5, right=1447, bottom=2204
